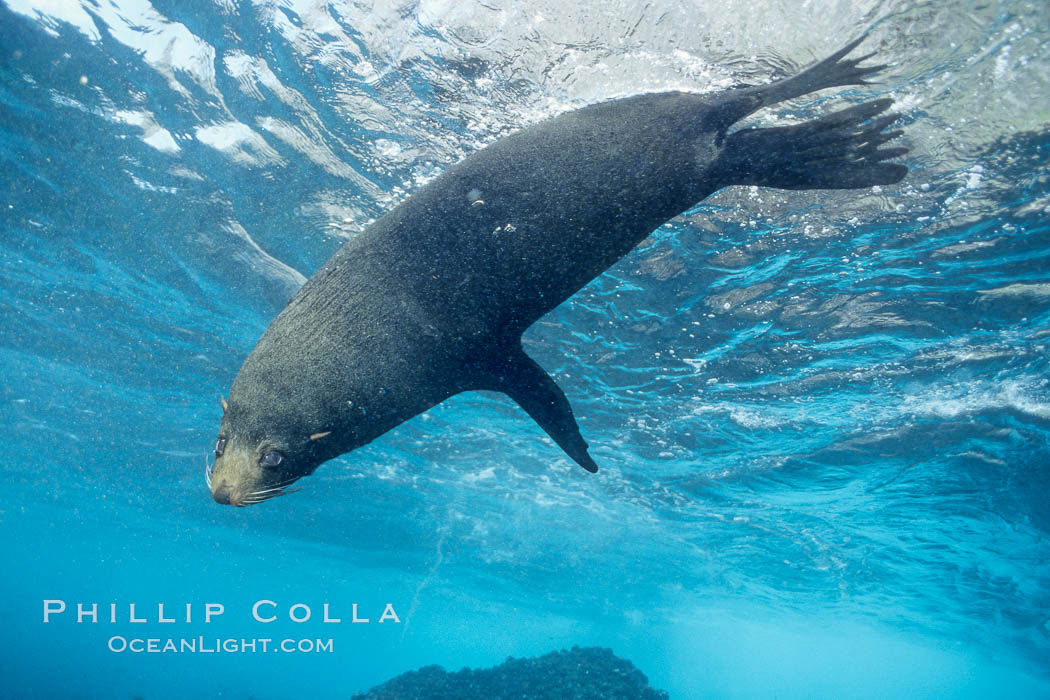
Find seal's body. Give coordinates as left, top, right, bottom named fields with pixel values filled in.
left=209, top=38, right=907, bottom=506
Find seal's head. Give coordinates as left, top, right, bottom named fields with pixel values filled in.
left=206, top=395, right=332, bottom=506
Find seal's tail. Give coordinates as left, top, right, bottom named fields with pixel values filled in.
left=717, top=97, right=908, bottom=190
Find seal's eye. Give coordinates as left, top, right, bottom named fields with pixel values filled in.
left=260, top=450, right=283, bottom=468
left=215, top=437, right=227, bottom=457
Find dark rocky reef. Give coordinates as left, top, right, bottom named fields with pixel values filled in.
left=351, top=645, right=669, bottom=700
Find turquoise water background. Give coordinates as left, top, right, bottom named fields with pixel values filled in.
left=1, top=1, right=1049, bottom=698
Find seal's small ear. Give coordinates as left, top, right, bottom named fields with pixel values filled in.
left=309, top=431, right=332, bottom=441
left=220, top=395, right=228, bottom=413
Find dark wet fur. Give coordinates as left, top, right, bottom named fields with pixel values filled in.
left=215, top=37, right=909, bottom=493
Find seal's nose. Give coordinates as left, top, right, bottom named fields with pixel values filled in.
left=211, top=485, right=233, bottom=505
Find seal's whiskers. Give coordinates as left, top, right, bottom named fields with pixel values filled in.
left=239, top=475, right=303, bottom=505
left=241, top=485, right=303, bottom=505
left=250, top=475, right=300, bottom=495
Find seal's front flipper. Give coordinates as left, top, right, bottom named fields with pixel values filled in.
left=486, top=349, right=598, bottom=473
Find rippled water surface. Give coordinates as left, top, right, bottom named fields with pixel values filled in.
left=2, top=1, right=1049, bottom=698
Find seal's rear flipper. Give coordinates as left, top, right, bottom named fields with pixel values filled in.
left=484, top=348, right=598, bottom=473
left=717, top=97, right=907, bottom=189
left=749, top=36, right=887, bottom=110
left=703, top=36, right=891, bottom=135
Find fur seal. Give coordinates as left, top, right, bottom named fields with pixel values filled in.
left=208, top=38, right=906, bottom=506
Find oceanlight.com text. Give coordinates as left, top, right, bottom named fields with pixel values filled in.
left=107, top=636, right=334, bottom=654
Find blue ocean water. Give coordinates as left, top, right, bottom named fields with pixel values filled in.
left=1, top=1, right=1049, bottom=698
